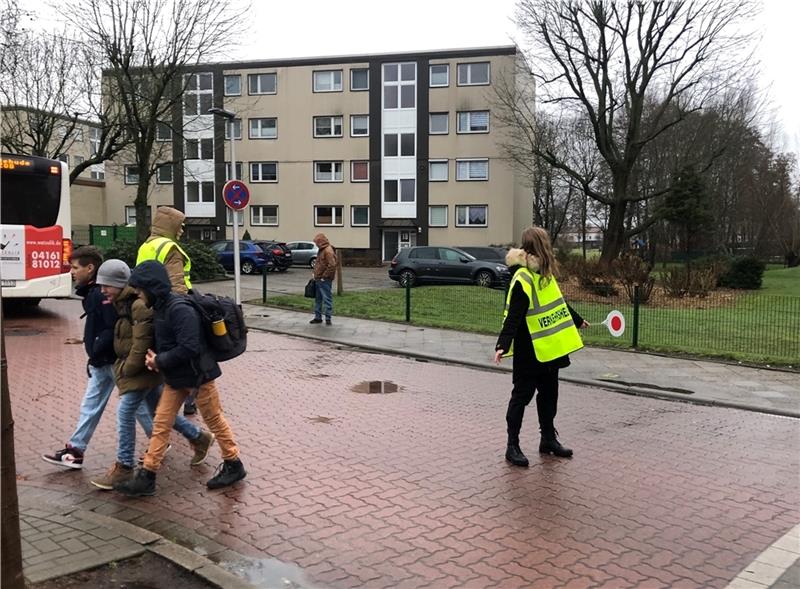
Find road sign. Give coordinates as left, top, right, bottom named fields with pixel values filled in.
left=601, top=310, right=625, bottom=337
left=222, top=180, right=250, bottom=210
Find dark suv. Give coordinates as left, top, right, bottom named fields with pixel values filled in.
left=388, top=246, right=510, bottom=288
left=254, top=241, right=293, bottom=272
left=209, top=240, right=271, bottom=274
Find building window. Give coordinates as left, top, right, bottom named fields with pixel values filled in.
left=314, top=115, right=343, bottom=138
left=226, top=209, right=244, bottom=226
left=250, top=162, right=278, bottom=182
left=383, top=178, right=415, bottom=203
left=224, top=74, right=241, bottom=96
left=430, top=64, right=449, bottom=87
left=384, top=133, right=415, bottom=157
left=383, top=62, right=416, bottom=109
left=351, top=160, right=369, bottom=182
left=124, top=165, right=139, bottom=184
left=350, top=115, right=369, bottom=137
left=456, top=205, right=488, bottom=227
left=225, top=162, right=243, bottom=181
left=183, top=72, right=213, bottom=116
left=251, top=205, right=278, bottom=226
left=457, top=62, right=490, bottom=86
left=429, top=112, right=449, bottom=134
left=313, top=70, right=343, bottom=92
left=350, top=68, right=369, bottom=91
left=74, top=155, right=85, bottom=166
left=186, top=180, right=215, bottom=203
left=124, top=205, right=151, bottom=226
left=315, top=205, right=344, bottom=226
left=185, top=138, right=214, bottom=160
left=156, top=121, right=172, bottom=141
left=248, top=73, right=277, bottom=95
left=249, top=118, right=277, bottom=139
left=90, top=166, right=104, bottom=181
left=224, top=119, right=242, bottom=140
left=89, top=127, right=101, bottom=155
left=156, top=164, right=173, bottom=184
left=351, top=205, right=369, bottom=226
left=314, top=161, right=343, bottom=182
left=457, top=111, right=489, bottom=134
left=456, top=159, right=489, bottom=181
left=429, top=205, right=448, bottom=227
left=429, top=160, right=448, bottom=182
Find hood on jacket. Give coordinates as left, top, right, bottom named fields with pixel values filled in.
left=112, top=285, right=139, bottom=314
left=313, top=233, right=330, bottom=248
left=150, top=206, right=185, bottom=239
left=129, top=261, right=172, bottom=308
left=506, top=248, right=540, bottom=272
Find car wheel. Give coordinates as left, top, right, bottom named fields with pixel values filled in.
left=241, top=260, right=255, bottom=275
left=399, top=270, right=416, bottom=287
left=475, top=270, right=494, bottom=287
left=309, top=257, right=317, bottom=268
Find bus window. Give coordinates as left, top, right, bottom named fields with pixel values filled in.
left=1, top=167, right=61, bottom=227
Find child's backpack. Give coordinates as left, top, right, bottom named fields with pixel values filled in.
left=185, top=292, right=247, bottom=362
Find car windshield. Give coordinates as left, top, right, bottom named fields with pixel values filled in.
left=454, top=249, right=476, bottom=261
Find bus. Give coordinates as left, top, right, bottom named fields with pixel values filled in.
left=1, top=153, right=73, bottom=305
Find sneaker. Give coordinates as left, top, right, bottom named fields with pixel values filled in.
left=325, top=319, right=332, bottom=325
left=207, top=458, right=247, bottom=490
left=114, top=468, right=157, bottom=497
left=42, top=446, right=84, bottom=470
left=183, top=402, right=197, bottom=416
left=91, top=462, right=134, bottom=490
left=309, top=317, right=323, bottom=324
left=138, top=443, right=171, bottom=466
left=190, top=430, right=215, bottom=466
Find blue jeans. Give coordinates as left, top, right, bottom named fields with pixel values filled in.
left=314, top=279, right=333, bottom=319
left=69, top=364, right=119, bottom=451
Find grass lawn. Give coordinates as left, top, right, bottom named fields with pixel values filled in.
left=761, top=266, right=800, bottom=296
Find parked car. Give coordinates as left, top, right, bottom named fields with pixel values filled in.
left=388, top=246, right=511, bottom=288
left=286, top=240, right=319, bottom=267
left=209, top=240, right=271, bottom=275
left=457, top=246, right=508, bottom=264
left=254, top=240, right=292, bottom=272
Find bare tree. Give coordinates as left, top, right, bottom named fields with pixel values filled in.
left=514, top=0, right=757, bottom=265
left=59, top=0, right=247, bottom=243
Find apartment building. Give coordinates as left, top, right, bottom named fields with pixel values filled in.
left=103, top=45, right=532, bottom=261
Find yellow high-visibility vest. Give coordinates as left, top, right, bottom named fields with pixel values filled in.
left=502, top=267, right=583, bottom=362
left=135, top=237, right=192, bottom=290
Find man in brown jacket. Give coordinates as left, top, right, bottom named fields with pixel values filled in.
left=309, top=233, right=336, bottom=325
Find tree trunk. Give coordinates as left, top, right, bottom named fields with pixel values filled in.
left=135, top=182, right=151, bottom=246
left=1, top=312, right=25, bottom=589
left=599, top=200, right=628, bottom=266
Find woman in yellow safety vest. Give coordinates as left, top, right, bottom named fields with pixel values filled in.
left=494, top=226, right=590, bottom=467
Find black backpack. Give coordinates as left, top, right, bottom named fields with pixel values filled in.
left=185, top=292, right=247, bottom=362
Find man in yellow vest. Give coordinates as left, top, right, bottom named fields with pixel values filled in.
left=136, top=205, right=196, bottom=414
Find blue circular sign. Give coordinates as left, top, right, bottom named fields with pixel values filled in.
left=222, top=180, right=250, bottom=210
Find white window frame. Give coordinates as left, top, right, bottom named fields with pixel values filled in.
left=251, top=205, right=279, bottom=226
left=249, top=117, right=277, bottom=139
left=457, top=110, right=490, bottom=134
left=350, top=68, right=369, bottom=91
left=383, top=178, right=416, bottom=203
left=250, top=161, right=278, bottom=183
left=89, top=127, right=101, bottom=155
left=429, top=159, right=448, bottom=182
left=351, top=160, right=369, bottom=182
left=224, top=119, right=242, bottom=140
left=186, top=180, right=215, bottom=203
left=248, top=72, right=277, bottom=95
left=383, top=133, right=415, bottom=158
left=382, top=62, right=416, bottom=110
left=428, top=205, right=448, bottom=227
left=313, top=115, right=343, bottom=138
left=183, top=72, right=213, bottom=116
left=156, top=164, right=173, bottom=184
left=185, top=138, right=214, bottom=160
left=225, top=162, right=243, bottom=181
left=455, top=205, right=488, bottom=227
left=351, top=205, right=369, bottom=227
left=313, top=70, right=343, bottom=92
left=124, top=165, right=139, bottom=185
left=226, top=209, right=245, bottom=226
left=429, top=112, right=449, bottom=135
left=90, top=167, right=105, bottom=181
left=314, top=161, right=343, bottom=183
left=457, top=62, right=491, bottom=86
left=350, top=114, right=369, bottom=137
left=429, top=64, right=449, bottom=87
left=224, top=74, right=241, bottom=96
left=456, top=158, right=489, bottom=181
left=314, top=205, right=344, bottom=226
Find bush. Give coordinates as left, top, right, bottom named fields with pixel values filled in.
left=572, top=257, right=618, bottom=297
left=613, top=254, right=654, bottom=303
left=662, top=267, right=718, bottom=298
left=180, top=239, right=225, bottom=281
left=102, top=239, right=138, bottom=268
left=718, top=256, right=766, bottom=289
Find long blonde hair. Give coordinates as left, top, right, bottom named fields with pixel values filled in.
left=520, top=226, right=557, bottom=287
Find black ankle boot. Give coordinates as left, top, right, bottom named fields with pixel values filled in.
left=505, top=444, right=529, bottom=467
left=114, top=468, right=157, bottom=497
left=207, top=458, right=247, bottom=489
left=539, top=430, right=573, bottom=458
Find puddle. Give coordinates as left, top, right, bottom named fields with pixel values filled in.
left=5, top=326, right=45, bottom=336
left=351, top=380, right=401, bottom=394
left=221, top=556, right=318, bottom=588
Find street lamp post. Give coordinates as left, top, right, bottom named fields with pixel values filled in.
left=208, top=107, right=241, bottom=304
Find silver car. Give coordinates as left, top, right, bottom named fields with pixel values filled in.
left=286, top=240, right=319, bottom=267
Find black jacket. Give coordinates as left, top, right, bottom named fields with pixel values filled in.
left=496, top=266, right=584, bottom=382
left=76, top=280, right=117, bottom=367
left=129, top=261, right=221, bottom=388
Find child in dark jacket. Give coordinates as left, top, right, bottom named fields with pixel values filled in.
left=42, top=246, right=120, bottom=469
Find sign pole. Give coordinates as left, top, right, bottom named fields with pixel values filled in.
left=230, top=120, right=241, bottom=305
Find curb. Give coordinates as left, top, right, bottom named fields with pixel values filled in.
left=248, top=324, right=800, bottom=420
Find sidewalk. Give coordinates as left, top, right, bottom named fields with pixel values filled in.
left=242, top=304, right=800, bottom=418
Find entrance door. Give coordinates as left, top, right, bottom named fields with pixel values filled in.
left=383, top=231, right=399, bottom=262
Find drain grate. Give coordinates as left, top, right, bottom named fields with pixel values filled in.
left=351, top=380, right=400, bottom=394
left=5, top=327, right=44, bottom=336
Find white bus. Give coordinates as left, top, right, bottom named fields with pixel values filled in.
left=1, top=153, right=73, bottom=305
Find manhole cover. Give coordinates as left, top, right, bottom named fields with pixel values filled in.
left=5, top=327, right=44, bottom=336
left=351, top=380, right=400, bottom=394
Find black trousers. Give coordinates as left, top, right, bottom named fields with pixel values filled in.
left=506, top=370, right=559, bottom=446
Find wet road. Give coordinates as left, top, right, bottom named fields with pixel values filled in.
left=5, top=300, right=799, bottom=588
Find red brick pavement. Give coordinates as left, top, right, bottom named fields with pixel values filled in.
left=5, top=300, right=800, bottom=588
